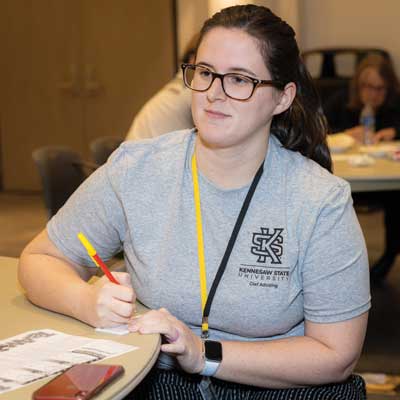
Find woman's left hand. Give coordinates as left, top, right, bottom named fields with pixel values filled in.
left=373, top=128, right=396, bottom=142
left=128, top=308, right=204, bottom=374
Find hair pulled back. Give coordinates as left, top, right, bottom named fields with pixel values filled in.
left=197, top=5, right=332, bottom=172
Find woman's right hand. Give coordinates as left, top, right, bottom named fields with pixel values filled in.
left=344, top=126, right=364, bottom=143
left=84, top=272, right=136, bottom=328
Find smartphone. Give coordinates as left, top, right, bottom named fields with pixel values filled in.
left=32, top=364, right=124, bottom=400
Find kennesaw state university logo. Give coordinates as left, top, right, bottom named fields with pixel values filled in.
left=251, top=228, right=283, bottom=264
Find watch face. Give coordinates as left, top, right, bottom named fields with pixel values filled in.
left=205, top=340, right=222, bottom=362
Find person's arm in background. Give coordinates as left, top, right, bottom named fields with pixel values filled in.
left=125, top=77, right=194, bottom=142
left=125, top=101, right=155, bottom=141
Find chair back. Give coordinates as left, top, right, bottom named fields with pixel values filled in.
left=302, top=47, right=391, bottom=79
left=32, top=146, right=87, bottom=218
left=90, top=136, right=123, bottom=166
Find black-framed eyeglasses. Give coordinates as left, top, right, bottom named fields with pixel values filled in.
left=181, top=63, right=285, bottom=101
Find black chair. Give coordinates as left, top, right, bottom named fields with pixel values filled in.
left=90, top=136, right=123, bottom=166
left=302, top=47, right=391, bottom=107
left=302, top=47, right=391, bottom=79
left=32, top=146, right=96, bottom=219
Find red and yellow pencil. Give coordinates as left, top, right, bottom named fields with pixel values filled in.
left=77, top=232, right=119, bottom=285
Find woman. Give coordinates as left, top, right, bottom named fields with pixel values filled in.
left=325, top=55, right=400, bottom=282
left=325, top=54, right=400, bottom=142
left=19, top=5, right=370, bottom=399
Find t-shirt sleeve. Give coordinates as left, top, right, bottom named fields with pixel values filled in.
left=47, top=155, right=127, bottom=268
left=302, top=182, right=371, bottom=323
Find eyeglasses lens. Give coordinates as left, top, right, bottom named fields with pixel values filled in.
left=184, top=65, right=253, bottom=100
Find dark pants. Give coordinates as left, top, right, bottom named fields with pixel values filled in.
left=128, top=368, right=366, bottom=400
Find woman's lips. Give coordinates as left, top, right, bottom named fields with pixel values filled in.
left=205, top=109, right=230, bottom=119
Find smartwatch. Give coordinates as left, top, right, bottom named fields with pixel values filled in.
left=200, top=340, right=223, bottom=376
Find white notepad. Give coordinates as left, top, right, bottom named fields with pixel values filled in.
left=95, top=324, right=130, bottom=335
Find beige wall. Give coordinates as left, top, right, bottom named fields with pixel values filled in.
left=176, top=0, right=300, bottom=62
left=208, top=0, right=274, bottom=16
left=299, top=0, right=400, bottom=74
left=177, top=0, right=400, bottom=77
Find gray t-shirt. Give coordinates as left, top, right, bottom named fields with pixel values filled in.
left=48, top=129, right=371, bottom=342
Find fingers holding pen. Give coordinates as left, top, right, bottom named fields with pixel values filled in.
left=107, top=280, right=136, bottom=303
left=112, top=271, right=133, bottom=288
left=76, top=234, right=136, bottom=327
left=90, top=276, right=136, bottom=327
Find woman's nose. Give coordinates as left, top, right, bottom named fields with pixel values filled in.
left=207, top=76, right=226, bottom=101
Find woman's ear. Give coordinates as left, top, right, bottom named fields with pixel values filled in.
left=272, top=82, right=296, bottom=116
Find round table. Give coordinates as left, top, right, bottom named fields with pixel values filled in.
left=0, top=256, right=160, bottom=400
left=331, top=141, right=400, bottom=192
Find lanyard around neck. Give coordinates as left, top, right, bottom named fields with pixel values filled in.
left=191, top=151, right=264, bottom=338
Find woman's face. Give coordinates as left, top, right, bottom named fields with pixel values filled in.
left=191, top=27, right=285, bottom=150
left=358, top=67, right=387, bottom=109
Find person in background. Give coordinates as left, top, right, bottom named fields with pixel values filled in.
left=325, top=54, right=400, bottom=142
left=125, top=35, right=198, bottom=141
left=325, top=54, right=400, bottom=283
left=19, top=5, right=370, bottom=399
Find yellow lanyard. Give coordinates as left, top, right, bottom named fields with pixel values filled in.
left=191, top=151, right=264, bottom=338
left=191, top=152, right=209, bottom=335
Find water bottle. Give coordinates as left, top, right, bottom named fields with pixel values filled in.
left=360, top=104, right=375, bottom=145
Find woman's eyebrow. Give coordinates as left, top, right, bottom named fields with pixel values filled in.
left=230, top=67, right=257, bottom=77
left=196, top=61, right=257, bottom=77
left=196, top=61, right=215, bottom=69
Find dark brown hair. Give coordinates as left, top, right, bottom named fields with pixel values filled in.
left=348, top=54, right=400, bottom=109
left=197, top=4, right=332, bottom=172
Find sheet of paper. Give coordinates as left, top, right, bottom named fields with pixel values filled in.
left=0, top=329, right=138, bottom=395
left=95, top=324, right=130, bottom=335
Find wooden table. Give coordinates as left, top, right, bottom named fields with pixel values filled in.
left=331, top=142, right=400, bottom=192
left=0, top=256, right=160, bottom=400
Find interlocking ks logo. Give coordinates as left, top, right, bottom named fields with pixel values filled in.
left=251, top=228, right=283, bottom=264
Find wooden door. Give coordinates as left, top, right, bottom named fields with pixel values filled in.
left=0, top=0, right=84, bottom=191
left=82, top=0, right=176, bottom=144
left=0, top=1, right=176, bottom=191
